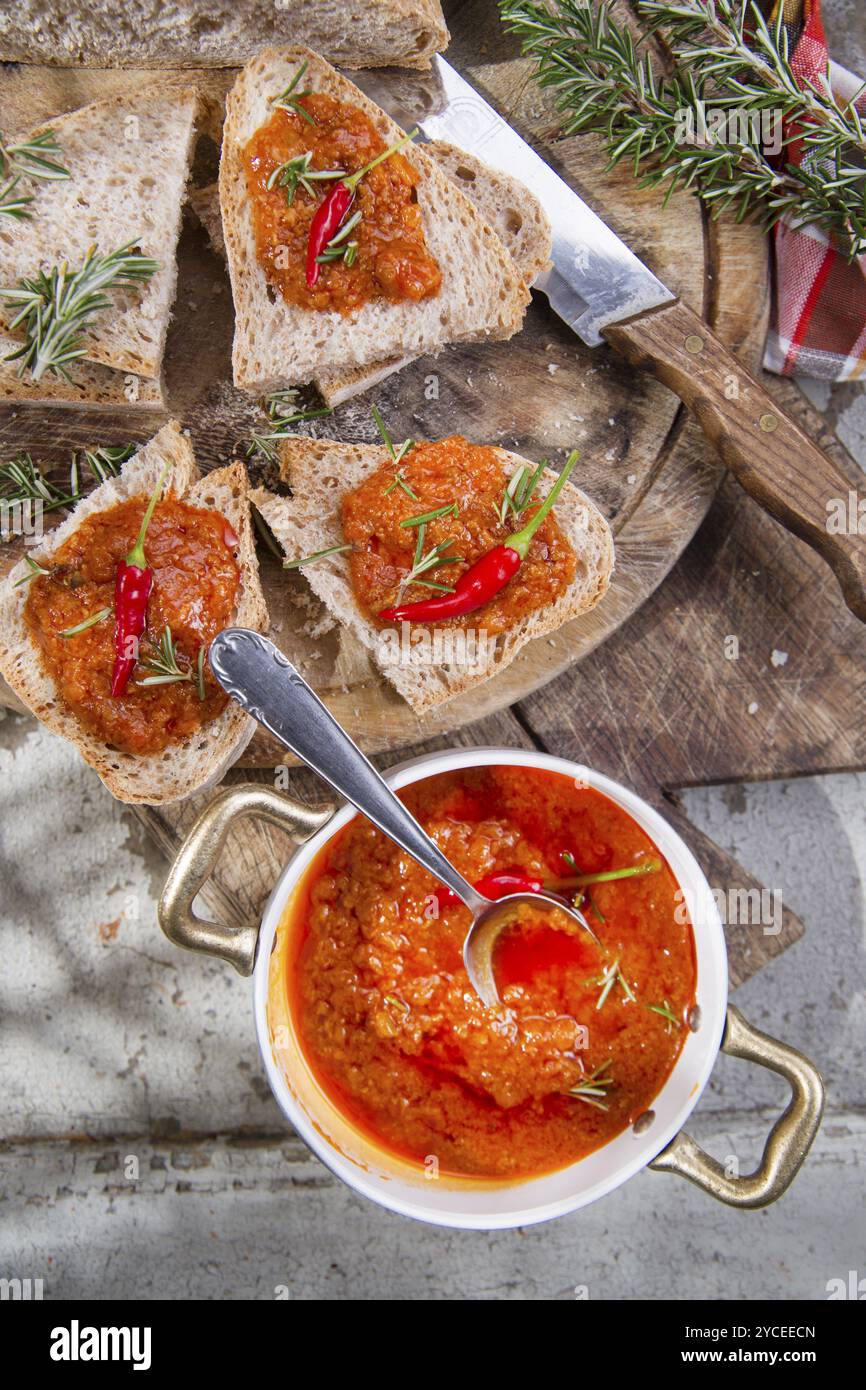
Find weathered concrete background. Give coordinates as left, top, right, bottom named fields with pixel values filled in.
left=1, top=1, right=865, bottom=1300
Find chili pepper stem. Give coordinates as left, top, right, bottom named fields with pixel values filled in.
left=549, top=860, right=662, bottom=891
left=125, top=458, right=171, bottom=569
left=506, top=450, right=580, bottom=560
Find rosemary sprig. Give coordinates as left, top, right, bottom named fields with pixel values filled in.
left=0, top=177, right=33, bottom=221
left=267, top=151, right=345, bottom=205
left=372, top=405, right=418, bottom=499
left=399, top=534, right=462, bottom=595
left=137, top=626, right=205, bottom=696
left=271, top=62, right=316, bottom=125
left=245, top=389, right=333, bottom=463
left=0, top=129, right=70, bottom=183
left=60, top=606, right=112, bottom=638
left=316, top=208, right=363, bottom=267
left=0, top=443, right=134, bottom=517
left=284, top=543, right=354, bottom=570
left=594, top=958, right=637, bottom=1010
left=400, top=502, right=459, bottom=529
left=13, top=555, right=50, bottom=587
left=500, top=0, right=866, bottom=256
left=1, top=242, right=158, bottom=381
left=568, top=1059, right=614, bottom=1110
left=0, top=129, right=69, bottom=222
left=646, top=999, right=683, bottom=1032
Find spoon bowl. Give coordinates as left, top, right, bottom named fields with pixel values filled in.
left=209, top=628, right=598, bottom=1005
left=462, top=890, right=598, bottom=1006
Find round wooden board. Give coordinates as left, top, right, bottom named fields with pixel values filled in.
left=0, top=1, right=769, bottom=764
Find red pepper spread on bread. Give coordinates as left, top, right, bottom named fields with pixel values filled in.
left=339, top=436, right=578, bottom=633
left=23, top=493, right=240, bottom=756
left=242, top=72, right=442, bottom=314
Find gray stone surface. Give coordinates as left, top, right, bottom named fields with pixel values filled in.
left=1, top=1, right=865, bottom=1301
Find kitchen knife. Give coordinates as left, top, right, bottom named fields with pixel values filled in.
left=353, top=56, right=866, bottom=623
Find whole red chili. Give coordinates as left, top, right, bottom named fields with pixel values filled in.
left=434, top=869, right=545, bottom=911
left=305, top=128, right=418, bottom=289
left=110, top=462, right=171, bottom=698
left=306, top=182, right=354, bottom=288
left=379, top=450, right=580, bottom=624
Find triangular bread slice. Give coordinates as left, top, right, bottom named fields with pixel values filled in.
left=0, top=331, right=165, bottom=411
left=0, top=421, right=268, bottom=804
left=0, top=87, right=198, bottom=380
left=220, top=47, right=530, bottom=393
left=251, top=438, right=614, bottom=714
left=193, top=137, right=552, bottom=406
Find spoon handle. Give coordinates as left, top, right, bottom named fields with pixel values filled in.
left=210, top=628, right=487, bottom=914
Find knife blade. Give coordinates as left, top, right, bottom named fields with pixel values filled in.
left=351, top=55, right=673, bottom=345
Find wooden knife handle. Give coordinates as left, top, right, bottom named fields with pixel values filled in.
left=604, top=298, right=866, bottom=623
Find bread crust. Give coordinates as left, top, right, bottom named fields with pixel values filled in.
left=0, top=1, right=449, bottom=70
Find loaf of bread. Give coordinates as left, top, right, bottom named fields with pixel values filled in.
left=0, top=0, right=449, bottom=69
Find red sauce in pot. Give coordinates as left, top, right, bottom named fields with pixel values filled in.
left=286, top=765, right=697, bottom=1180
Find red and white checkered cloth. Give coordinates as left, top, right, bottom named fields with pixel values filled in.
left=764, top=0, right=866, bottom=380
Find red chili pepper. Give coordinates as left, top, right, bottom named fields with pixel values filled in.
left=306, top=181, right=354, bottom=288
left=434, top=869, right=544, bottom=911
left=379, top=450, right=580, bottom=624
left=305, top=128, right=418, bottom=289
left=110, top=462, right=171, bottom=698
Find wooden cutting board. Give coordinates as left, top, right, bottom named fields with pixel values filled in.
left=1, top=1, right=811, bottom=992
left=0, top=0, right=769, bottom=756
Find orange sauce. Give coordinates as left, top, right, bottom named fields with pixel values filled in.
left=341, top=436, right=578, bottom=631
left=287, top=766, right=697, bottom=1180
left=242, top=93, right=442, bottom=314
left=24, top=495, right=240, bottom=755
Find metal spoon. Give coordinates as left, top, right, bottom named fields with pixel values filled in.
left=209, top=628, right=598, bottom=1006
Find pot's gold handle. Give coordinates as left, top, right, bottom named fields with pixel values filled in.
left=650, top=1004, right=824, bottom=1208
left=158, top=783, right=332, bottom=976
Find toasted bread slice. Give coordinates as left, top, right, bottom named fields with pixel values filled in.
left=314, top=139, right=554, bottom=406
left=0, top=421, right=268, bottom=804
left=251, top=438, right=613, bottom=714
left=0, top=332, right=165, bottom=411
left=0, top=87, right=197, bottom=380
left=0, top=0, right=449, bottom=70
left=220, top=47, right=530, bottom=394
left=194, top=136, right=551, bottom=406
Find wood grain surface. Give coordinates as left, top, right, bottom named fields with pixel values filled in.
left=605, top=297, right=866, bottom=623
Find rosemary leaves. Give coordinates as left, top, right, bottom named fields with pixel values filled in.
left=245, top=389, right=333, bottom=464
left=0, top=129, right=69, bottom=222
left=1, top=243, right=158, bottom=381
left=500, top=0, right=866, bottom=255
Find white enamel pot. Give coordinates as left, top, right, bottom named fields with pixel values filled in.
left=159, top=747, right=824, bottom=1230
